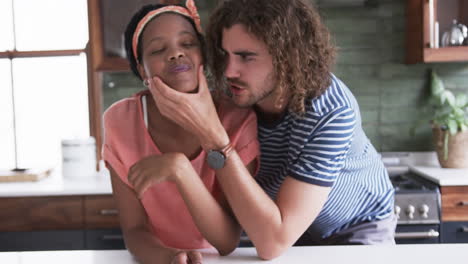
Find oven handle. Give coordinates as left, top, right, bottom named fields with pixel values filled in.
left=395, top=229, right=439, bottom=239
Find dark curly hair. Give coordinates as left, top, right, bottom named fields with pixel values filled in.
left=206, top=0, right=336, bottom=114
left=124, top=4, right=206, bottom=81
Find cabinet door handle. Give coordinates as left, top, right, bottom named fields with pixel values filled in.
left=395, top=229, right=439, bottom=239
left=460, top=227, right=468, bottom=233
left=458, top=201, right=468, bottom=206
left=99, top=209, right=119, bottom=215
left=101, top=234, right=124, bottom=241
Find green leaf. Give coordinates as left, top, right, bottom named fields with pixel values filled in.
left=431, top=71, right=445, bottom=96
left=442, top=90, right=456, bottom=107
left=448, top=119, right=458, bottom=135
left=455, top=94, right=467, bottom=108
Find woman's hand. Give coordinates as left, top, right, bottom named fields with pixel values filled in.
left=149, top=66, right=229, bottom=150
left=171, top=251, right=202, bottom=264
left=128, top=153, right=192, bottom=198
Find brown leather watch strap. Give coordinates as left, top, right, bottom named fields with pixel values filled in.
left=220, top=142, right=234, bottom=158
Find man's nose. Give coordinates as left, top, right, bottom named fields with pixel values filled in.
left=224, top=59, right=240, bottom=79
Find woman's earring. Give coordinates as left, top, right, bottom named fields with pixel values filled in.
left=143, top=79, right=150, bottom=87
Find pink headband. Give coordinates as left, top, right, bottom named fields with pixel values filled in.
left=132, top=0, right=202, bottom=62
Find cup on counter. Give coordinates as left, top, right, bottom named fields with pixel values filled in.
left=61, top=137, right=97, bottom=179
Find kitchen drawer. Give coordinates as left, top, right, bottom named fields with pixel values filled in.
left=85, top=229, right=125, bottom=249
left=441, top=221, right=468, bottom=243
left=441, top=186, right=468, bottom=221
left=84, top=195, right=120, bottom=229
left=0, top=230, right=84, bottom=251
left=0, top=196, right=83, bottom=231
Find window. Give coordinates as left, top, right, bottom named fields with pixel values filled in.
left=0, top=0, right=89, bottom=170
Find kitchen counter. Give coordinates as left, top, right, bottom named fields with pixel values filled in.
left=1, top=244, right=468, bottom=264
left=383, top=151, right=468, bottom=186
left=410, top=165, right=468, bottom=186
left=0, top=168, right=112, bottom=197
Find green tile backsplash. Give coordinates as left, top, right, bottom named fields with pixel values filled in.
left=102, top=0, right=468, bottom=152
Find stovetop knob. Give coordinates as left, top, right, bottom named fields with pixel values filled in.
left=406, top=205, right=415, bottom=219
left=394, top=205, right=401, bottom=219
left=419, top=204, right=429, bottom=218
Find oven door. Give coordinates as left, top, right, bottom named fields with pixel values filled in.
left=395, top=224, right=440, bottom=244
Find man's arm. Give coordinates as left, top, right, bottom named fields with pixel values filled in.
left=215, top=152, right=331, bottom=260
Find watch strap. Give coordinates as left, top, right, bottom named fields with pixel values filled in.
left=219, top=142, right=234, bottom=159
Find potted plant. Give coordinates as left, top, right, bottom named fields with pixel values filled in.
left=430, top=70, right=468, bottom=168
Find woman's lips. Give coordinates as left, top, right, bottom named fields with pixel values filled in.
left=169, top=64, right=191, bottom=73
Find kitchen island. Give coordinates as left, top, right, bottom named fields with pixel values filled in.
left=1, top=244, right=467, bottom=264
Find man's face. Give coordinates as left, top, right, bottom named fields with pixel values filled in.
left=222, top=24, right=278, bottom=110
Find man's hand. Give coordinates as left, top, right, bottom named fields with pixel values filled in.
left=128, top=153, right=192, bottom=198
left=171, top=251, right=202, bottom=264
left=149, top=66, right=229, bottom=150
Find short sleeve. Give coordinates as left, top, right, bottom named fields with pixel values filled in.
left=102, top=109, right=131, bottom=186
left=234, top=112, right=260, bottom=167
left=289, top=107, right=356, bottom=187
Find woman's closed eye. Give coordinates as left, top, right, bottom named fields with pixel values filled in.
left=151, top=47, right=165, bottom=55
left=181, top=41, right=198, bottom=48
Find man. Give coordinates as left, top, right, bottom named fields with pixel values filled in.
left=149, top=0, right=395, bottom=260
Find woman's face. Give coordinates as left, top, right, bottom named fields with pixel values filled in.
left=138, top=13, right=202, bottom=93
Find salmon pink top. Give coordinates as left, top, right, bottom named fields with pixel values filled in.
left=102, top=90, right=259, bottom=249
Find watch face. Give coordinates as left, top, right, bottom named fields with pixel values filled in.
left=207, top=150, right=225, bottom=170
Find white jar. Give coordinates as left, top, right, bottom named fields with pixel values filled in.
left=61, top=137, right=97, bottom=179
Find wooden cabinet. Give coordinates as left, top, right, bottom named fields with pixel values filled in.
left=84, top=195, right=120, bottom=229
left=0, top=195, right=123, bottom=251
left=441, top=186, right=468, bottom=222
left=440, top=186, right=468, bottom=243
left=0, top=196, right=83, bottom=232
left=406, top=0, right=468, bottom=63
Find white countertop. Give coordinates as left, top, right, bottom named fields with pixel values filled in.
left=410, top=165, right=468, bottom=186
left=384, top=151, right=468, bottom=186
left=1, top=244, right=468, bottom=264
left=0, top=168, right=113, bottom=197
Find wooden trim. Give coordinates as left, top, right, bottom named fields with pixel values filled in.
left=86, top=45, right=103, bottom=163
left=405, top=0, right=424, bottom=64
left=88, top=0, right=105, bottom=71
left=87, top=0, right=130, bottom=72
left=0, top=49, right=84, bottom=59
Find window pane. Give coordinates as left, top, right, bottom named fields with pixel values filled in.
left=0, top=60, right=15, bottom=170
left=0, top=1, right=14, bottom=51
left=14, top=0, right=88, bottom=51
left=13, top=55, right=89, bottom=169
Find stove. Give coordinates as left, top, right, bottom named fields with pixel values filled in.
left=391, top=172, right=441, bottom=225
left=384, top=152, right=442, bottom=244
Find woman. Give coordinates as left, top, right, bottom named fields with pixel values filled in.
left=102, top=1, right=259, bottom=263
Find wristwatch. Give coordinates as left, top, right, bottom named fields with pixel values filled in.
left=206, top=142, right=233, bottom=170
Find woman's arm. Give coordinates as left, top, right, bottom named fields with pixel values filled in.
left=173, top=158, right=256, bottom=255
left=127, top=153, right=244, bottom=255
left=109, top=165, right=183, bottom=264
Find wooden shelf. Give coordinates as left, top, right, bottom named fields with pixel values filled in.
left=406, top=0, right=468, bottom=64
left=423, top=46, right=468, bottom=63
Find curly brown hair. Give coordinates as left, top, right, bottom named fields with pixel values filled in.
left=206, top=0, right=336, bottom=114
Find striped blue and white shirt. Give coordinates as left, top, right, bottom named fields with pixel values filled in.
left=256, top=74, right=394, bottom=239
